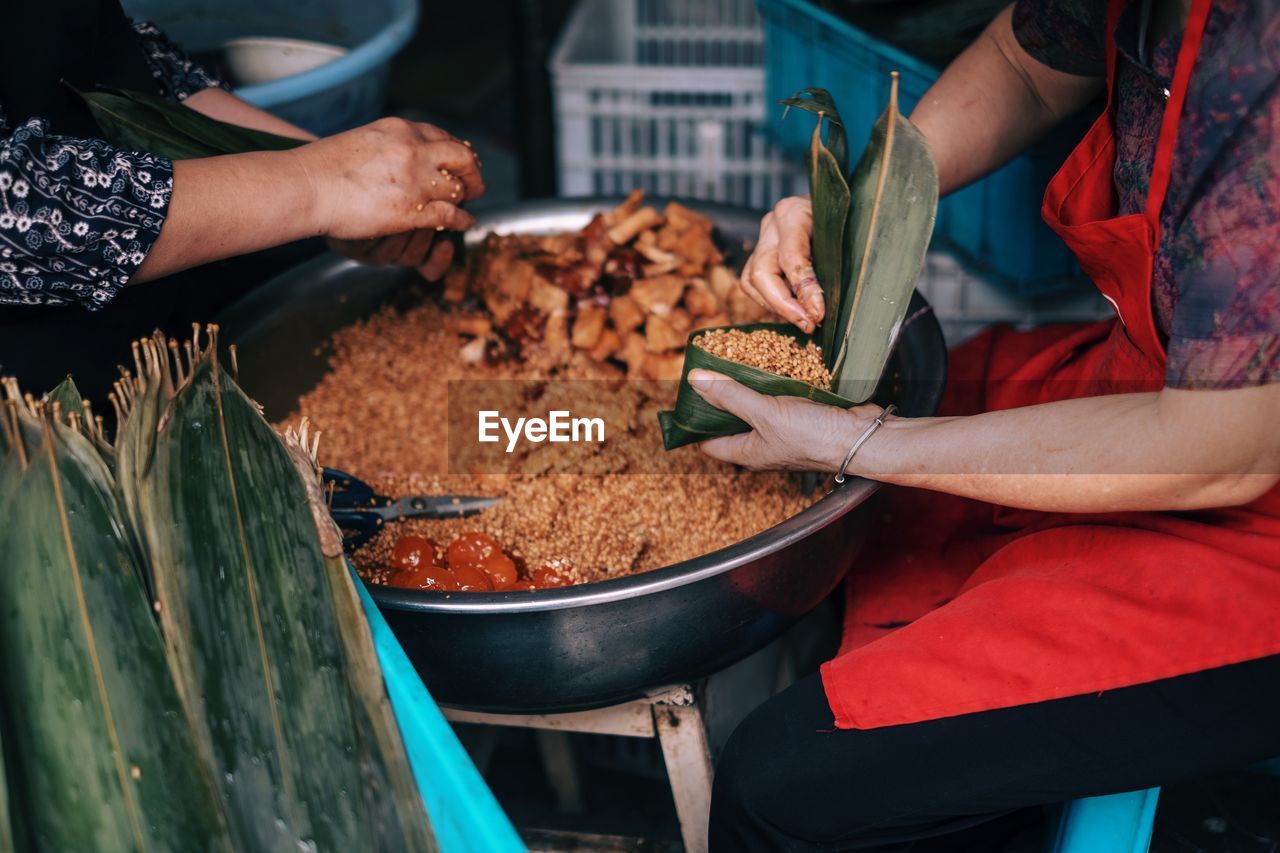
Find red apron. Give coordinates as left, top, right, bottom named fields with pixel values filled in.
left=821, top=0, right=1280, bottom=730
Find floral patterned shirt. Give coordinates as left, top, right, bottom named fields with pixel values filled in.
left=0, top=20, right=224, bottom=311
left=1013, top=0, right=1280, bottom=389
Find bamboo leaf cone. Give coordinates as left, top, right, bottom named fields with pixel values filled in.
left=659, top=76, right=938, bottom=451
left=0, top=389, right=233, bottom=852
left=657, top=322, right=856, bottom=448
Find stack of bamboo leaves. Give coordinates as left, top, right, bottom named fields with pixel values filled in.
left=659, top=76, right=938, bottom=450
left=0, top=328, right=435, bottom=851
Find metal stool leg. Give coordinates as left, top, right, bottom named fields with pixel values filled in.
left=534, top=729, right=585, bottom=814
left=653, top=689, right=714, bottom=853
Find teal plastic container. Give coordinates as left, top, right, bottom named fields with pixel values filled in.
left=1052, top=788, right=1159, bottom=853
left=355, top=568, right=525, bottom=853
left=756, top=0, right=1087, bottom=296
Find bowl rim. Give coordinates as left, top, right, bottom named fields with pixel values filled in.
left=223, top=36, right=351, bottom=57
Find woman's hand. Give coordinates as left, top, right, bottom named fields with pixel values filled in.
left=739, top=196, right=825, bottom=334
left=688, top=369, right=880, bottom=472
left=327, top=231, right=457, bottom=281
left=180, top=94, right=471, bottom=278
left=295, top=117, right=485, bottom=243
left=135, top=109, right=484, bottom=284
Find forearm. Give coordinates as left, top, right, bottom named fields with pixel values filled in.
left=844, top=388, right=1280, bottom=512
left=132, top=149, right=319, bottom=282
left=909, top=6, right=1102, bottom=195
left=182, top=88, right=318, bottom=141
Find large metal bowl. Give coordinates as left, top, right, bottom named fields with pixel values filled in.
left=218, top=198, right=947, bottom=713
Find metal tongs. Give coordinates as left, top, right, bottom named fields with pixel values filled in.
left=324, top=468, right=500, bottom=551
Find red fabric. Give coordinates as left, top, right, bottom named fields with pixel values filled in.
left=821, top=0, right=1280, bottom=729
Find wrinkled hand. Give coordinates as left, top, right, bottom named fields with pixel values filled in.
left=294, top=117, right=485, bottom=245
left=739, top=196, right=825, bottom=333
left=688, top=369, right=882, bottom=472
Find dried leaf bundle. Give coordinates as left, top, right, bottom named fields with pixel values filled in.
left=0, top=383, right=232, bottom=853
left=0, top=328, right=437, bottom=851
left=125, top=330, right=435, bottom=851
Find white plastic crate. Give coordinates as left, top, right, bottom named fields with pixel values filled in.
left=551, top=0, right=801, bottom=209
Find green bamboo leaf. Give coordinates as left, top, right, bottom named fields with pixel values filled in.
left=780, top=87, right=848, bottom=173
left=112, top=335, right=177, bottom=595
left=658, top=322, right=856, bottom=450
left=0, top=406, right=232, bottom=853
left=46, top=375, right=83, bottom=422
left=0, top=696, right=16, bottom=850
left=808, top=121, right=851, bottom=361
left=831, top=74, right=938, bottom=401
left=781, top=88, right=868, bottom=364
left=76, top=87, right=222, bottom=159
left=282, top=422, right=438, bottom=852
left=136, top=338, right=434, bottom=851
left=107, top=87, right=304, bottom=155
left=74, top=85, right=306, bottom=159
left=0, top=381, right=41, bottom=461
left=46, top=374, right=119, bottom=474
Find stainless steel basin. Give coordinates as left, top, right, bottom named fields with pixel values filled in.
left=217, top=198, right=947, bottom=713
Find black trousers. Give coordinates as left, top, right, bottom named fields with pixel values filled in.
left=709, top=655, right=1280, bottom=852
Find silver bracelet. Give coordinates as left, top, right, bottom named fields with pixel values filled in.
left=834, top=405, right=896, bottom=485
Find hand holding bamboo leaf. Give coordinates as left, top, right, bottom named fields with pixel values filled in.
left=660, top=77, right=938, bottom=453
left=687, top=369, right=889, bottom=472
left=739, top=197, right=825, bottom=332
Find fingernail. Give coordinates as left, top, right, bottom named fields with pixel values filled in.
left=688, top=369, right=712, bottom=390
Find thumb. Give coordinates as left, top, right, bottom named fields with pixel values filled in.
left=688, top=369, right=769, bottom=426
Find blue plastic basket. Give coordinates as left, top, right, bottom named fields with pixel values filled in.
left=120, top=0, right=418, bottom=135
left=756, top=0, right=1088, bottom=297
left=354, top=568, right=525, bottom=853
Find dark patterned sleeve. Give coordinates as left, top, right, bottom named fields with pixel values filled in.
left=0, top=118, right=172, bottom=311
left=131, top=20, right=229, bottom=102
left=1012, top=0, right=1107, bottom=76
left=1162, top=75, right=1280, bottom=390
